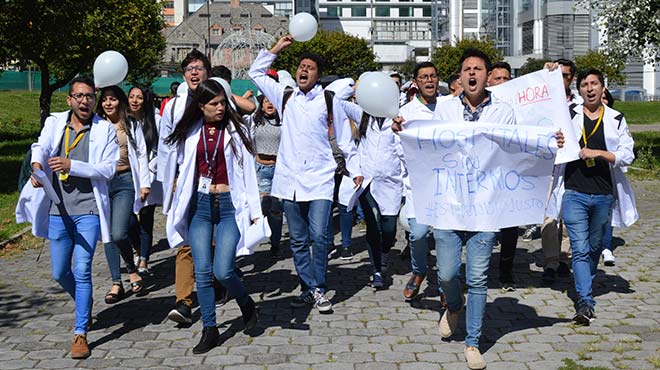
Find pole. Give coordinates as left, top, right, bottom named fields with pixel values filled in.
left=207, top=0, right=212, bottom=64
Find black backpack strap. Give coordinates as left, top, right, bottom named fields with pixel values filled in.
left=324, top=90, right=335, bottom=127
left=614, top=113, right=625, bottom=130
left=281, top=87, right=294, bottom=117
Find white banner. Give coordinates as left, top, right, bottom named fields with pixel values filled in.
left=488, top=69, right=580, bottom=164
left=399, top=120, right=557, bottom=231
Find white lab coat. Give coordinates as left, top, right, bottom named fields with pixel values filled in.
left=125, top=120, right=151, bottom=214
left=545, top=104, right=638, bottom=228
left=15, top=111, right=119, bottom=243
left=398, top=98, right=436, bottom=218
left=340, top=101, right=404, bottom=215
left=248, top=49, right=360, bottom=202
left=164, top=119, right=262, bottom=256
left=158, top=89, right=188, bottom=212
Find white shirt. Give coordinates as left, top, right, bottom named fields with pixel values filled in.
left=248, top=50, right=359, bottom=202
left=341, top=101, right=404, bottom=215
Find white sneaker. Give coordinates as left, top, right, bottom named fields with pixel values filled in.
left=602, top=249, right=615, bottom=266
left=312, top=289, right=332, bottom=313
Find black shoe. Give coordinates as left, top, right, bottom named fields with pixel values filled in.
left=239, top=297, right=258, bottom=332
left=290, top=291, right=314, bottom=308
left=193, top=326, right=219, bottom=354
left=542, top=268, right=556, bottom=284
left=167, top=302, right=193, bottom=324
left=381, top=251, right=390, bottom=273
left=499, top=272, right=516, bottom=292
left=521, top=225, right=540, bottom=241
left=215, top=286, right=231, bottom=308
left=270, top=245, right=281, bottom=258
left=327, top=245, right=338, bottom=260
left=340, top=248, right=353, bottom=261
left=557, top=262, right=571, bottom=277
left=573, top=304, right=595, bottom=326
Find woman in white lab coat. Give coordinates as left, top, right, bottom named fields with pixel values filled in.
left=164, top=79, right=261, bottom=354
left=95, top=86, right=150, bottom=303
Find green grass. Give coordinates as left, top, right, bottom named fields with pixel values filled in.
left=559, top=358, right=610, bottom=370
left=630, top=131, right=660, bottom=179
left=0, top=90, right=68, bottom=140
left=0, top=139, right=32, bottom=240
left=616, top=101, right=660, bottom=125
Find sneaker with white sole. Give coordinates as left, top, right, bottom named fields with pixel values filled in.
left=290, top=291, right=314, bottom=308
left=602, top=249, right=615, bottom=266
left=311, top=289, right=332, bottom=312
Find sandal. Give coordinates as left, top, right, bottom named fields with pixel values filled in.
left=130, top=279, right=144, bottom=294
left=104, top=283, right=124, bottom=304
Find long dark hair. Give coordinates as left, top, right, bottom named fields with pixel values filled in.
left=129, top=86, right=158, bottom=153
left=253, top=94, right=281, bottom=126
left=166, top=79, right=255, bottom=157
left=96, top=85, right=137, bottom=150
left=358, top=112, right=385, bottom=140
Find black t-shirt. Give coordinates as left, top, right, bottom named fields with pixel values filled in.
left=565, top=114, right=613, bottom=195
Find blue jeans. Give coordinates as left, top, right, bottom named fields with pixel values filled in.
left=282, top=199, right=332, bottom=294
left=601, top=223, right=614, bottom=252
left=327, top=203, right=353, bottom=249
left=104, top=171, right=138, bottom=282
left=561, top=190, right=613, bottom=309
left=408, top=217, right=432, bottom=275
left=188, top=192, right=248, bottom=328
left=256, top=162, right=283, bottom=249
left=49, top=214, right=99, bottom=335
left=360, top=186, right=397, bottom=273
left=434, top=229, right=496, bottom=348
left=137, top=205, right=155, bottom=261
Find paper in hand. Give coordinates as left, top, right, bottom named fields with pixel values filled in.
left=33, top=168, right=61, bottom=204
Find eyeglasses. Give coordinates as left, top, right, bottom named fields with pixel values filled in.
left=416, top=74, right=438, bottom=81
left=184, top=66, right=206, bottom=73
left=69, top=93, right=96, bottom=102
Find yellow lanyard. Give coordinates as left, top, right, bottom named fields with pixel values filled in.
left=59, top=126, right=86, bottom=181
left=581, top=107, right=604, bottom=149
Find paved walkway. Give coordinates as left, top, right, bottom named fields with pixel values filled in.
left=1, top=180, right=658, bottom=370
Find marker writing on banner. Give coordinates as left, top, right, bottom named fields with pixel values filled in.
left=432, top=166, right=535, bottom=196
left=415, top=126, right=556, bottom=160
left=424, top=197, right=546, bottom=218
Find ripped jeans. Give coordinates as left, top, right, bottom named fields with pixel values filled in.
left=434, top=229, right=496, bottom=348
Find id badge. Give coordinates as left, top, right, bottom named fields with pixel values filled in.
left=198, top=176, right=212, bottom=194
left=585, top=158, right=596, bottom=168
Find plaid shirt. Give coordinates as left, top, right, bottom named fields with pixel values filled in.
left=460, top=91, right=493, bottom=122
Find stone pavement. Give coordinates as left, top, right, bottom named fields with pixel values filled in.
left=1, top=180, right=658, bottom=370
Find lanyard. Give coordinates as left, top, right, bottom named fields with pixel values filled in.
left=59, top=126, right=87, bottom=181
left=201, top=124, right=222, bottom=177
left=64, top=125, right=86, bottom=158
left=581, top=108, right=604, bottom=148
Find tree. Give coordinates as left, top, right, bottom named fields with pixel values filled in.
left=431, top=37, right=504, bottom=82
left=575, top=49, right=626, bottom=86
left=518, top=58, right=549, bottom=76
left=0, top=0, right=166, bottom=125
left=578, top=0, right=659, bottom=64
left=271, top=30, right=380, bottom=80
left=392, top=56, right=417, bottom=81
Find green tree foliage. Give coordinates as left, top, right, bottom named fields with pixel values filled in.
left=575, top=50, right=626, bottom=86
left=0, top=0, right=166, bottom=125
left=271, top=30, right=380, bottom=79
left=518, top=58, right=549, bottom=76
left=578, top=0, right=659, bottom=64
left=431, top=38, right=504, bottom=82
left=392, top=56, right=417, bottom=80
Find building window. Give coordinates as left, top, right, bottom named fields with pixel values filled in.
left=352, top=6, right=367, bottom=17
left=327, top=6, right=341, bottom=16
left=375, top=7, right=390, bottom=16
left=212, top=29, right=219, bottom=35
left=397, top=6, right=412, bottom=17
left=522, top=20, right=533, bottom=54
left=464, top=13, right=478, bottom=28
left=422, top=6, right=431, bottom=17
left=164, top=15, right=175, bottom=24
left=163, top=1, right=174, bottom=9
left=464, top=0, right=478, bottom=10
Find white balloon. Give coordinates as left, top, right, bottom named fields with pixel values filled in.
left=277, top=70, right=293, bottom=81
left=356, top=72, right=399, bottom=118
left=289, top=12, right=318, bottom=42
left=93, top=51, right=128, bottom=88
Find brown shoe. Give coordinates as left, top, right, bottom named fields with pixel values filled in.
left=403, top=273, right=425, bottom=300
left=71, top=334, right=91, bottom=359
